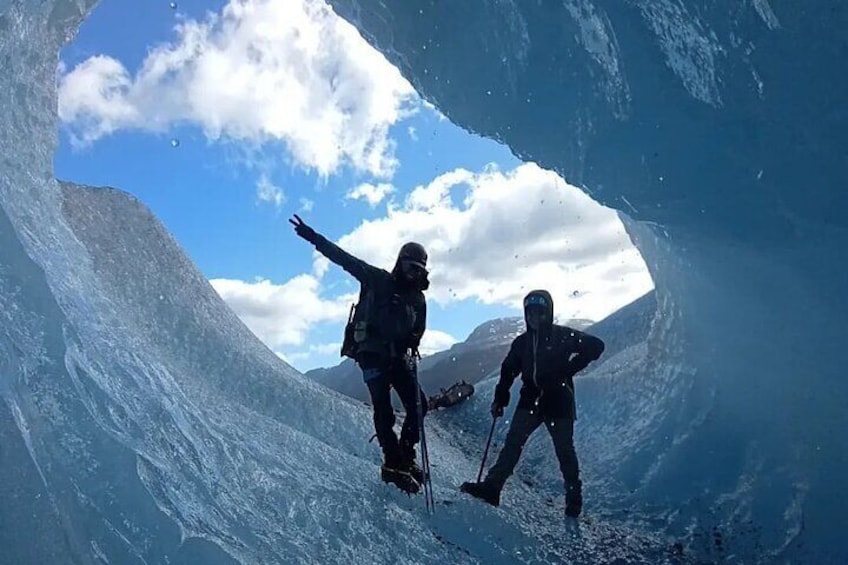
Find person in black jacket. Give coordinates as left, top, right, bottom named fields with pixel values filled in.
left=289, top=215, right=429, bottom=494
left=461, top=289, right=605, bottom=517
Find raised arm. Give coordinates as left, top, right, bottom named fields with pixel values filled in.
left=289, top=215, right=380, bottom=284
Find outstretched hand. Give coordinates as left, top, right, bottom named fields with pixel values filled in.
left=289, top=214, right=317, bottom=243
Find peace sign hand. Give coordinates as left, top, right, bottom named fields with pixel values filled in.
left=289, top=214, right=317, bottom=243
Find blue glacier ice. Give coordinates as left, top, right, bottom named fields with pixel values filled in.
left=327, top=1, right=848, bottom=562
left=1, top=0, right=846, bottom=563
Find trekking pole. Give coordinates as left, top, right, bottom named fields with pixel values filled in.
left=477, top=414, right=499, bottom=483
left=419, top=410, right=434, bottom=513
left=412, top=353, right=435, bottom=514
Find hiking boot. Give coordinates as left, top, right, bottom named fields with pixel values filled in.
left=402, top=460, right=426, bottom=484
left=400, top=445, right=426, bottom=484
left=565, top=480, right=582, bottom=518
left=460, top=481, right=501, bottom=507
left=381, top=465, right=420, bottom=494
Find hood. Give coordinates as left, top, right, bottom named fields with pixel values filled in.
left=523, top=289, right=554, bottom=332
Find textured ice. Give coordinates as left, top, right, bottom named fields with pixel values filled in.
left=0, top=4, right=675, bottom=564
left=2, top=0, right=847, bottom=563
left=325, top=1, right=848, bottom=562
left=562, top=0, right=630, bottom=117
left=2, top=134, right=673, bottom=564
left=631, top=0, right=724, bottom=106
left=752, top=0, right=780, bottom=31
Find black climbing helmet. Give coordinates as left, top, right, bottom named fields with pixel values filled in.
left=397, top=242, right=428, bottom=270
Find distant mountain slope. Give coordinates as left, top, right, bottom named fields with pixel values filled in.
left=307, top=299, right=652, bottom=406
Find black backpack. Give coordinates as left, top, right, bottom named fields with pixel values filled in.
left=341, top=285, right=369, bottom=359
left=340, top=284, right=417, bottom=359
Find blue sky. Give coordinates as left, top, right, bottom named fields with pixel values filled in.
left=54, top=0, right=653, bottom=372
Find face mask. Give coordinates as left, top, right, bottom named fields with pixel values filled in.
left=526, top=306, right=547, bottom=330
left=401, top=261, right=427, bottom=283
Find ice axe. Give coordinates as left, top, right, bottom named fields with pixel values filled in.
left=476, top=414, right=499, bottom=482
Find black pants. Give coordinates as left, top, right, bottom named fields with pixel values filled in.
left=364, top=359, right=428, bottom=467
left=485, top=408, right=579, bottom=491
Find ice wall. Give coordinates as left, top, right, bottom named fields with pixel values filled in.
left=3, top=0, right=847, bottom=561
left=0, top=3, right=408, bottom=562
left=327, top=0, right=848, bottom=561
left=0, top=2, right=674, bottom=563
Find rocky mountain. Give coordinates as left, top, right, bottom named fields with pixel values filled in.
left=306, top=303, right=643, bottom=406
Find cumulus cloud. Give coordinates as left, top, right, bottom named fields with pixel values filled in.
left=419, top=329, right=459, bottom=357
left=331, top=162, right=654, bottom=321
left=283, top=342, right=342, bottom=365
left=345, top=182, right=395, bottom=207
left=57, top=0, right=417, bottom=178
left=214, top=162, right=653, bottom=370
left=299, top=198, right=315, bottom=212
left=308, top=342, right=344, bottom=355
left=209, top=275, right=354, bottom=349
left=256, top=174, right=285, bottom=207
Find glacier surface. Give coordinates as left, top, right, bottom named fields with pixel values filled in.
left=1, top=0, right=846, bottom=563
left=326, top=0, right=848, bottom=562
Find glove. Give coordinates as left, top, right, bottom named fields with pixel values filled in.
left=490, top=400, right=504, bottom=418
left=288, top=214, right=317, bottom=243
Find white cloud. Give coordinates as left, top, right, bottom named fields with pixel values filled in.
left=213, top=162, right=653, bottom=372
left=299, top=197, right=315, bottom=212
left=57, top=0, right=417, bottom=178
left=256, top=174, right=285, bottom=207
left=408, top=126, right=418, bottom=141
left=283, top=351, right=311, bottom=365
left=345, top=182, right=395, bottom=207
left=419, top=329, right=458, bottom=357
left=210, top=275, right=354, bottom=348
left=312, top=255, right=331, bottom=279
left=57, top=56, right=139, bottom=130
left=331, top=162, right=654, bottom=321
left=422, top=100, right=447, bottom=121
left=282, top=342, right=341, bottom=365
left=309, top=342, right=343, bottom=355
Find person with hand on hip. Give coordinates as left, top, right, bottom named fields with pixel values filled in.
left=461, top=290, right=605, bottom=518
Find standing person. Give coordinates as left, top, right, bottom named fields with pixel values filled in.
left=461, top=290, right=605, bottom=517
left=289, top=215, right=430, bottom=494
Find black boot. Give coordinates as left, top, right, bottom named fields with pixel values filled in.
left=381, top=465, right=421, bottom=494
left=565, top=480, right=582, bottom=518
left=400, top=444, right=425, bottom=484
left=381, top=449, right=420, bottom=494
left=460, top=481, right=501, bottom=507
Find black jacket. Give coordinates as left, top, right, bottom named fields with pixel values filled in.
left=494, top=291, right=605, bottom=420
left=310, top=233, right=426, bottom=367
